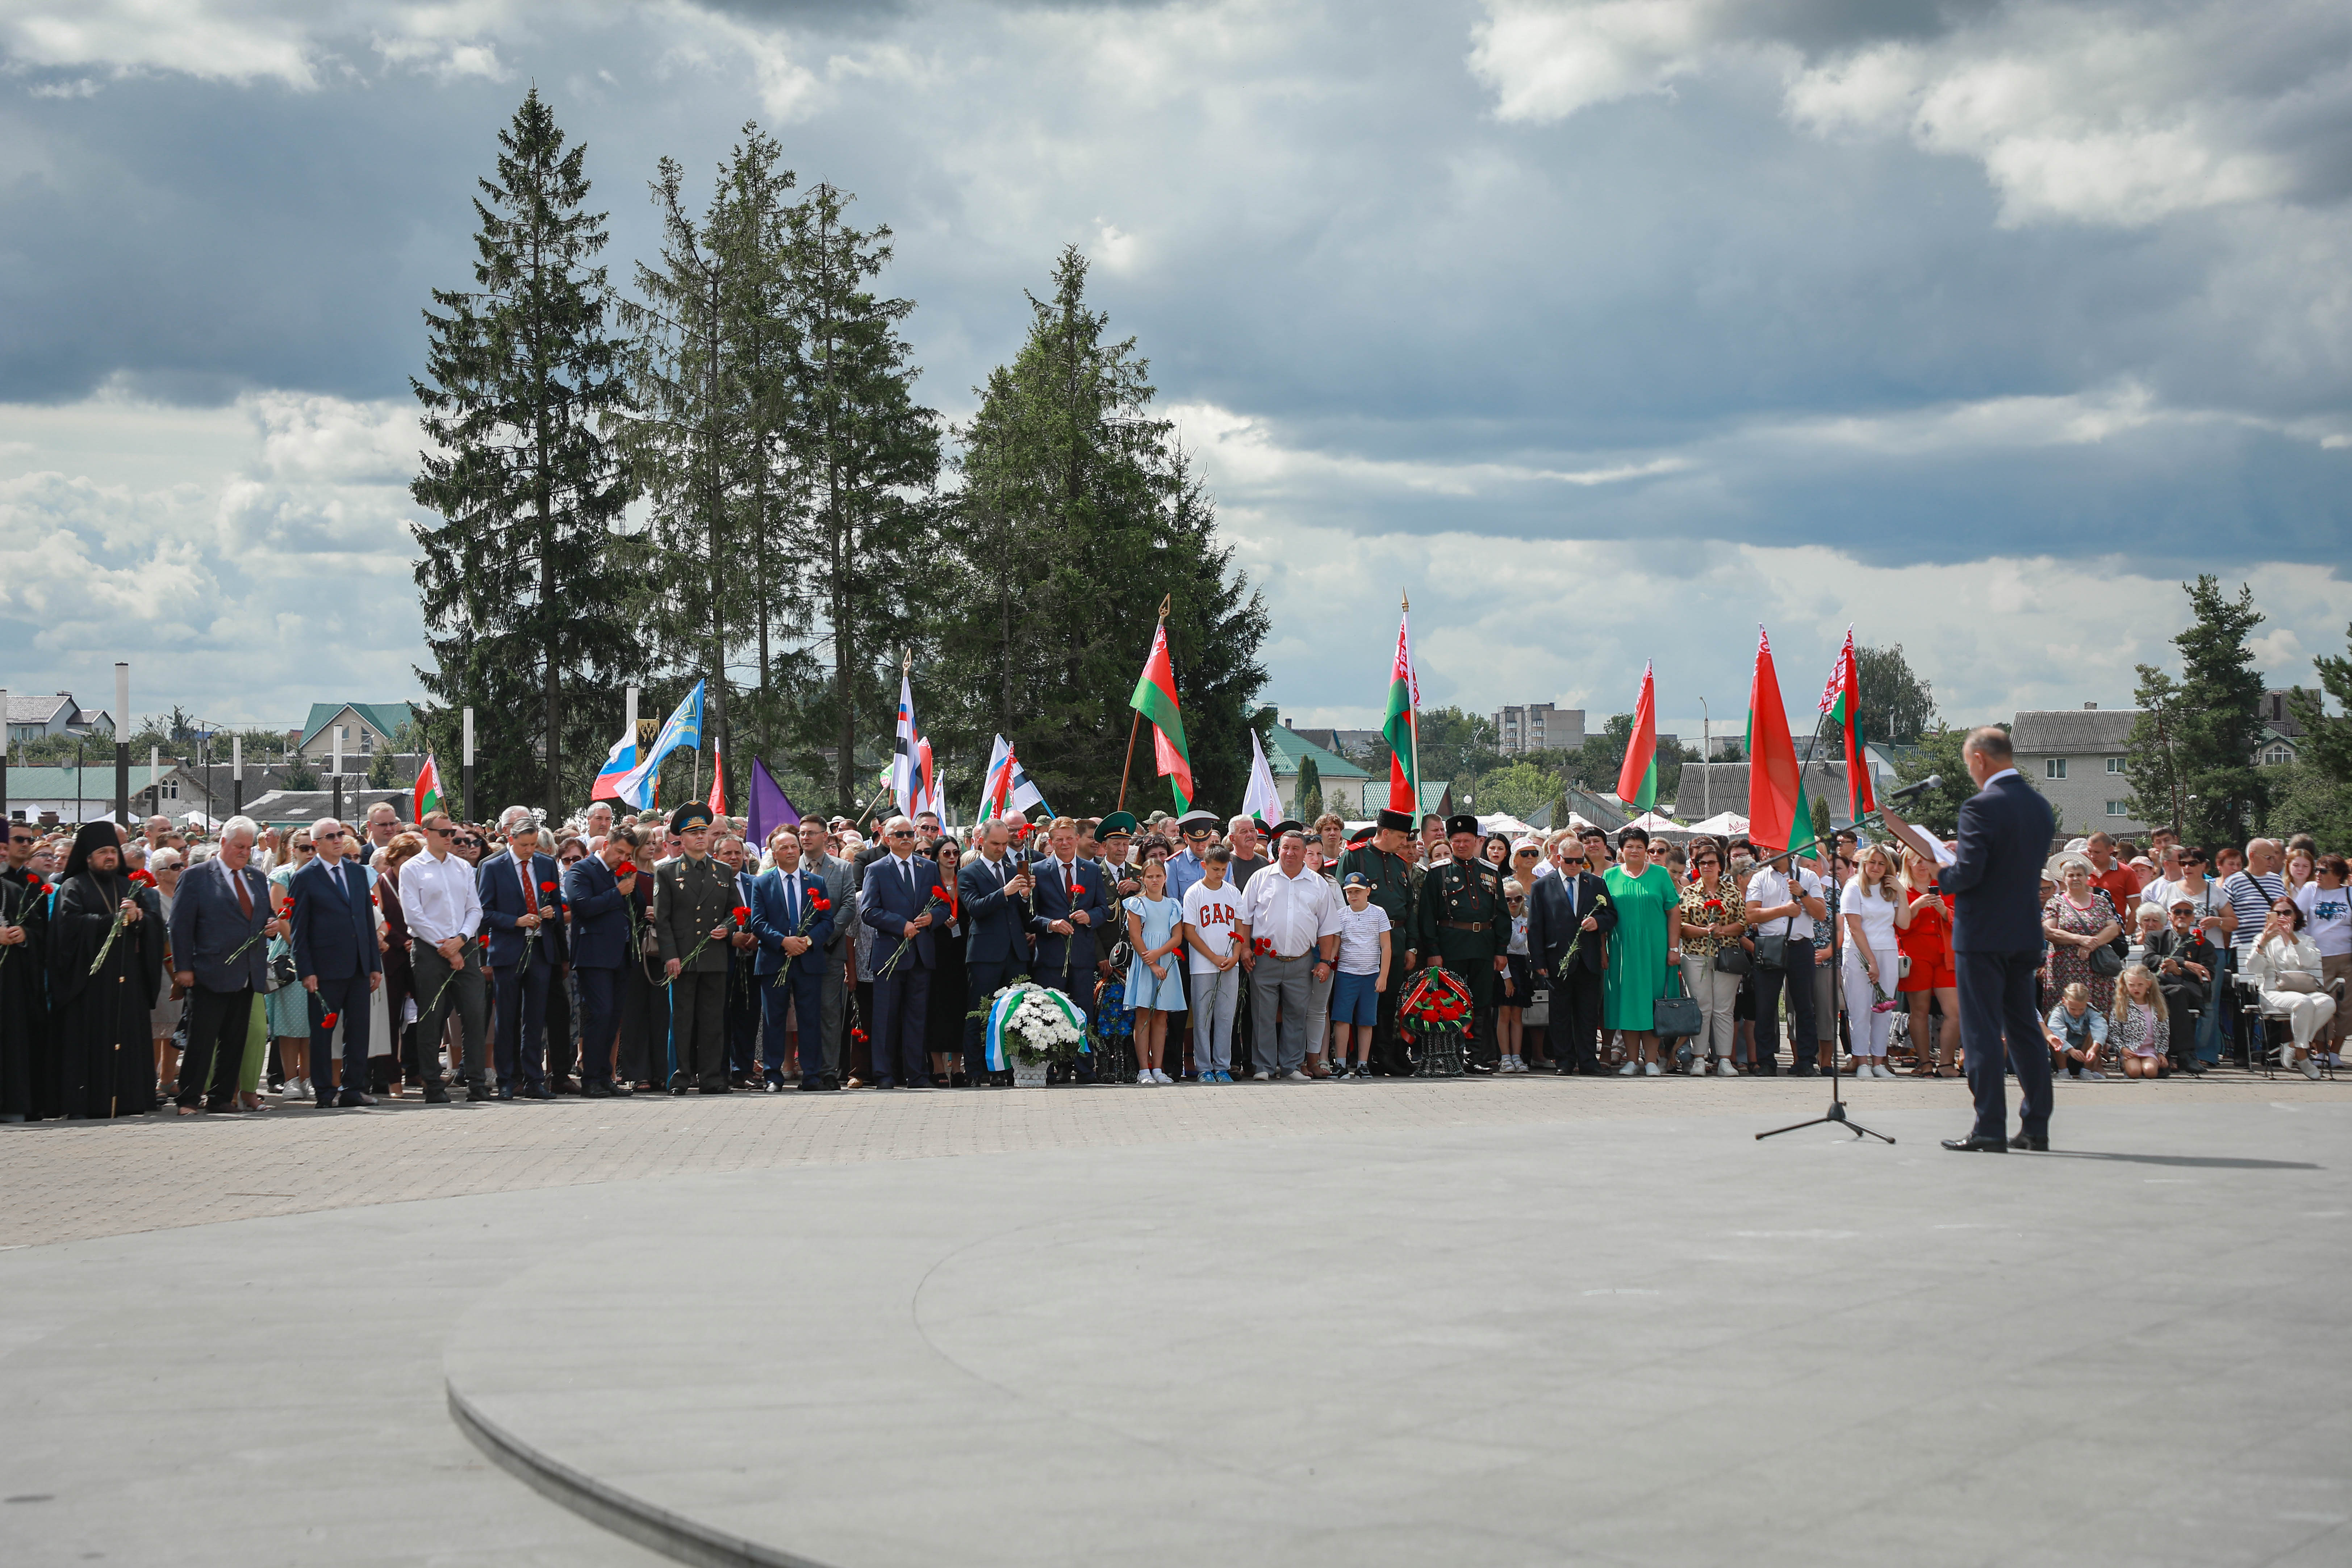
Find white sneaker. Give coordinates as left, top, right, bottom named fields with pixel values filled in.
left=1715, top=1058, right=1739, bottom=1077
left=2298, top=1056, right=2322, bottom=1080
left=1618, top=1061, right=1640, bottom=1075
left=1156, top=1069, right=1174, bottom=1084
left=1282, top=1069, right=1311, bottom=1082
left=1643, top=1061, right=1662, bottom=1076
left=1253, top=1070, right=1276, bottom=1081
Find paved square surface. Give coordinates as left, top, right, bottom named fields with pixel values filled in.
left=4, top=1075, right=2347, bottom=1567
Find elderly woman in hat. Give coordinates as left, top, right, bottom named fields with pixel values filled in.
left=2042, top=852, right=2124, bottom=1012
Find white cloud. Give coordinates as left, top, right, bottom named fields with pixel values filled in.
left=1469, top=0, right=1722, bottom=123
left=0, top=0, right=559, bottom=90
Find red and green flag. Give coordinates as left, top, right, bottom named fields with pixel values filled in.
left=1616, top=662, right=1659, bottom=811
left=413, top=753, right=442, bottom=821
left=1129, top=623, right=1194, bottom=811
left=1745, top=626, right=1803, bottom=856
left=1383, top=601, right=1420, bottom=812
left=1816, top=626, right=1875, bottom=823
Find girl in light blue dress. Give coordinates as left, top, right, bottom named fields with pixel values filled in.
left=1123, top=860, right=1187, bottom=1084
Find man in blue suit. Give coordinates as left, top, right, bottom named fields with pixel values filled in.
left=563, top=826, right=640, bottom=1098
left=860, top=815, right=941, bottom=1089
left=1884, top=727, right=2058, bottom=1152
left=290, top=815, right=383, bottom=1107
left=169, top=815, right=285, bottom=1114
left=749, top=829, right=835, bottom=1091
left=718, top=833, right=764, bottom=1088
left=958, top=818, right=1033, bottom=1087
left=479, top=818, right=565, bottom=1100
left=1026, top=815, right=1108, bottom=1082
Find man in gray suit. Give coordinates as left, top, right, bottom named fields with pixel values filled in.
left=796, top=816, right=861, bottom=1090
left=167, top=815, right=285, bottom=1114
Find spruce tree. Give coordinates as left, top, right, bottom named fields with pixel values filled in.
left=413, top=89, right=636, bottom=814
left=2132, top=576, right=2268, bottom=848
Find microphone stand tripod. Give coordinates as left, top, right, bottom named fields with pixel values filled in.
left=1756, top=712, right=1898, bottom=1144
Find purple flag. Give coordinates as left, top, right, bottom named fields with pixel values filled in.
left=747, top=757, right=800, bottom=854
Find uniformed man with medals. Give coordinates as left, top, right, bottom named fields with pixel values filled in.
left=1411, top=813, right=1511, bottom=1073
left=652, top=803, right=736, bottom=1094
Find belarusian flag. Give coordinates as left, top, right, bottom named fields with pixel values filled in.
left=1744, top=626, right=1803, bottom=856
left=1616, top=662, right=1659, bottom=811
left=413, top=753, right=442, bottom=821
left=1129, top=623, right=1194, bottom=811
left=1817, top=626, right=1874, bottom=822
left=1383, top=602, right=1420, bottom=812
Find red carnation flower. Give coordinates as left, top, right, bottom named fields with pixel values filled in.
left=811, top=895, right=830, bottom=911
left=616, top=862, right=638, bottom=876
left=321, top=1011, right=340, bottom=1027
left=540, top=881, right=557, bottom=894
left=732, top=906, right=751, bottom=925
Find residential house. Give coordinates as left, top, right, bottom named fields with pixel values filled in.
left=1673, top=761, right=1857, bottom=834
left=297, top=703, right=416, bottom=773
left=1287, top=727, right=1384, bottom=765
left=5, top=693, right=114, bottom=747
left=239, top=787, right=417, bottom=829
left=2256, top=688, right=2314, bottom=769
left=1263, top=722, right=1374, bottom=819
left=5, top=762, right=201, bottom=825
left=2009, top=705, right=2144, bottom=836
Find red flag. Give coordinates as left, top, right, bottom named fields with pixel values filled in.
left=1745, top=626, right=1802, bottom=856
left=707, top=750, right=726, bottom=818
left=1615, top=662, right=1658, bottom=811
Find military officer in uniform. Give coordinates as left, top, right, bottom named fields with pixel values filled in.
left=1411, top=812, right=1511, bottom=1073
left=1337, top=808, right=1418, bottom=1076
left=653, top=803, right=736, bottom=1094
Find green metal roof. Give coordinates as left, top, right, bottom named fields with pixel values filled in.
left=300, top=702, right=415, bottom=749
left=1261, top=725, right=1370, bottom=780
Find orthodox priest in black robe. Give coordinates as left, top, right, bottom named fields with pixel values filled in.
left=0, top=826, right=53, bottom=1122
left=48, top=824, right=163, bottom=1120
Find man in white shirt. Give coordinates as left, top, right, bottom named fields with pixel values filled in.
left=1745, top=848, right=1827, bottom=1075
left=1234, top=829, right=1341, bottom=1081
left=402, top=809, right=490, bottom=1101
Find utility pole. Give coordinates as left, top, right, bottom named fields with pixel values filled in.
left=1700, top=697, right=1711, bottom=820
left=462, top=707, right=476, bottom=824
left=113, top=663, right=130, bottom=826
left=0, top=687, right=10, bottom=825
left=232, top=733, right=243, bottom=816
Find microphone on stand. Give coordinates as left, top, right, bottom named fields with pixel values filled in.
left=1881, top=774, right=1940, bottom=806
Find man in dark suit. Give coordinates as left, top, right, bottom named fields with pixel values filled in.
left=563, top=826, right=640, bottom=1098
left=169, top=815, right=284, bottom=1114
left=479, top=819, right=565, bottom=1100
left=860, top=815, right=941, bottom=1088
left=749, top=830, right=834, bottom=1090
left=796, top=818, right=858, bottom=1089
left=958, top=818, right=1034, bottom=1087
left=290, top=815, right=383, bottom=1107
left=1524, top=847, right=1617, bottom=1075
left=1026, top=816, right=1108, bottom=1081
left=1884, top=726, right=2058, bottom=1152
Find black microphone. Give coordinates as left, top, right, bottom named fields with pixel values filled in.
left=1882, top=774, right=1940, bottom=805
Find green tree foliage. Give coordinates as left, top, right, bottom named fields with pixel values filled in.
left=412, top=89, right=640, bottom=814
left=2279, top=621, right=2352, bottom=844
left=1892, top=725, right=1992, bottom=836
left=1414, top=706, right=1500, bottom=789
left=931, top=246, right=1266, bottom=816
left=283, top=758, right=319, bottom=792
left=1475, top=761, right=1557, bottom=820
left=1296, top=755, right=1322, bottom=821
left=368, top=748, right=400, bottom=789
left=2127, top=576, right=2268, bottom=849
left=1854, top=643, right=1938, bottom=745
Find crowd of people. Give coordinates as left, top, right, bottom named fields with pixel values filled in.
left=0, top=787, right=2343, bottom=1122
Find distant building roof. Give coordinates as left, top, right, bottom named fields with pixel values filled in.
left=299, top=702, right=416, bottom=749
left=1263, top=724, right=1370, bottom=780
left=2260, top=689, right=2311, bottom=739
left=1678, top=762, right=1854, bottom=824
left=239, top=787, right=417, bottom=827
left=5, top=694, right=76, bottom=725
left=2010, top=709, right=2140, bottom=752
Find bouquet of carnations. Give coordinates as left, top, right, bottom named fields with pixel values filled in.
left=1398, top=965, right=1475, bottom=1038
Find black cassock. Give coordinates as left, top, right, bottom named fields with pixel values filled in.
left=0, top=867, right=52, bottom=1120
left=47, top=870, right=163, bottom=1120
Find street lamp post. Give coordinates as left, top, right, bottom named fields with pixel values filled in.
left=113, top=662, right=130, bottom=826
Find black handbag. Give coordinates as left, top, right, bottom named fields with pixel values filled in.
left=1754, top=916, right=1795, bottom=972
left=1652, top=969, right=1703, bottom=1038
left=1713, top=943, right=1752, bottom=975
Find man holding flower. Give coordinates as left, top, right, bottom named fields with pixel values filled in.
left=860, top=815, right=942, bottom=1090
left=750, top=828, right=835, bottom=1091
left=479, top=818, right=565, bottom=1101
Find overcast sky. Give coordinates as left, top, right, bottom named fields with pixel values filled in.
left=3, top=0, right=2349, bottom=744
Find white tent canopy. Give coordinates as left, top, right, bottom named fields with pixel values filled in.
left=1685, top=811, right=1749, bottom=837
left=1477, top=812, right=1537, bottom=838
left=1622, top=811, right=1685, bottom=836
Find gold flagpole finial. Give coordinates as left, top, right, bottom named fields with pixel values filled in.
left=1157, top=594, right=1171, bottom=621
left=1401, top=589, right=1410, bottom=612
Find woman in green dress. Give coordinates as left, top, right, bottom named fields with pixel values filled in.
left=1604, top=826, right=1682, bottom=1076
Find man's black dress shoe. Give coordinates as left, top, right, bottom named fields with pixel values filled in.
left=337, top=1090, right=376, bottom=1107
left=610, top=1082, right=634, bottom=1096
left=522, top=1084, right=555, bottom=1100
left=423, top=1083, right=450, bottom=1104
left=497, top=1084, right=516, bottom=1100
left=466, top=1083, right=493, bottom=1102
left=584, top=1080, right=613, bottom=1098
left=1941, top=1135, right=2008, bottom=1152
left=798, top=1079, right=822, bottom=1092
left=2008, top=1132, right=2048, bottom=1151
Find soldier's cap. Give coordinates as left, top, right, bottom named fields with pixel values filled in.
left=670, top=804, right=714, bottom=835
left=1445, top=813, right=1480, bottom=839
left=1375, top=808, right=1413, bottom=833
left=1342, top=871, right=1371, bottom=889
left=1346, top=825, right=1376, bottom=849
left=1176, top=808, right=1221, bottom=836
left=1096, top=811, right=1139, bottom=839
left=1270, top=818, right=1306, bottom=838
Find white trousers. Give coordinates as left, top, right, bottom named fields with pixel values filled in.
left=1842, top=943, right=1901, bottom=1057
left=1678, top=956, right=1739, bottom=1060
left=2261, top=990, right=2338, bottom=1050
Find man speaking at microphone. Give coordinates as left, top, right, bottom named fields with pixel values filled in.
left=1880, top=728, right=2058, bottom=1153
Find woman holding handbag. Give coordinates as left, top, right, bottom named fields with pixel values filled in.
left=1676, top=839, right=1746, bottom=1076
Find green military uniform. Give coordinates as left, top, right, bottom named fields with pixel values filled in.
left=1412, top=816, right=1511, bottom=1066
left=653, top=805, right=735, bottom=1092
left=1337, top=829, right=1417, bottom=1076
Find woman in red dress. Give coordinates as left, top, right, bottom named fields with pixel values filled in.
left=1898, top=846, right=1959, bottom=1076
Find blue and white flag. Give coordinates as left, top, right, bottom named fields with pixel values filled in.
left=594, top=681, right=703, bottom=808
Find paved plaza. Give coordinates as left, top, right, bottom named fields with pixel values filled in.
left=4, top=1075, right=2349, bottom=1567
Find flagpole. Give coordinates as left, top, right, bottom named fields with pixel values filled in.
left=1116, top=595, right=1171, bottom=814
left=1403, top=590, right=1422, bottom=818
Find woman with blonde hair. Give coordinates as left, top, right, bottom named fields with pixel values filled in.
left=1839, top=842, right=1911, bottom=1077
left=2109, top=963, right=2168, bottom=1078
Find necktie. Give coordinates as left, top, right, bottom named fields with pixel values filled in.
left=521, top=861, right=538, bottom=915
left=786, top=873, right=799, bottom=929
left=234, top=866, right=252, bottom=921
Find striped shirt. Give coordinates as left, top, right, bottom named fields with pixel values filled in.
left=2219, top=870, right=2284, bottom=951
